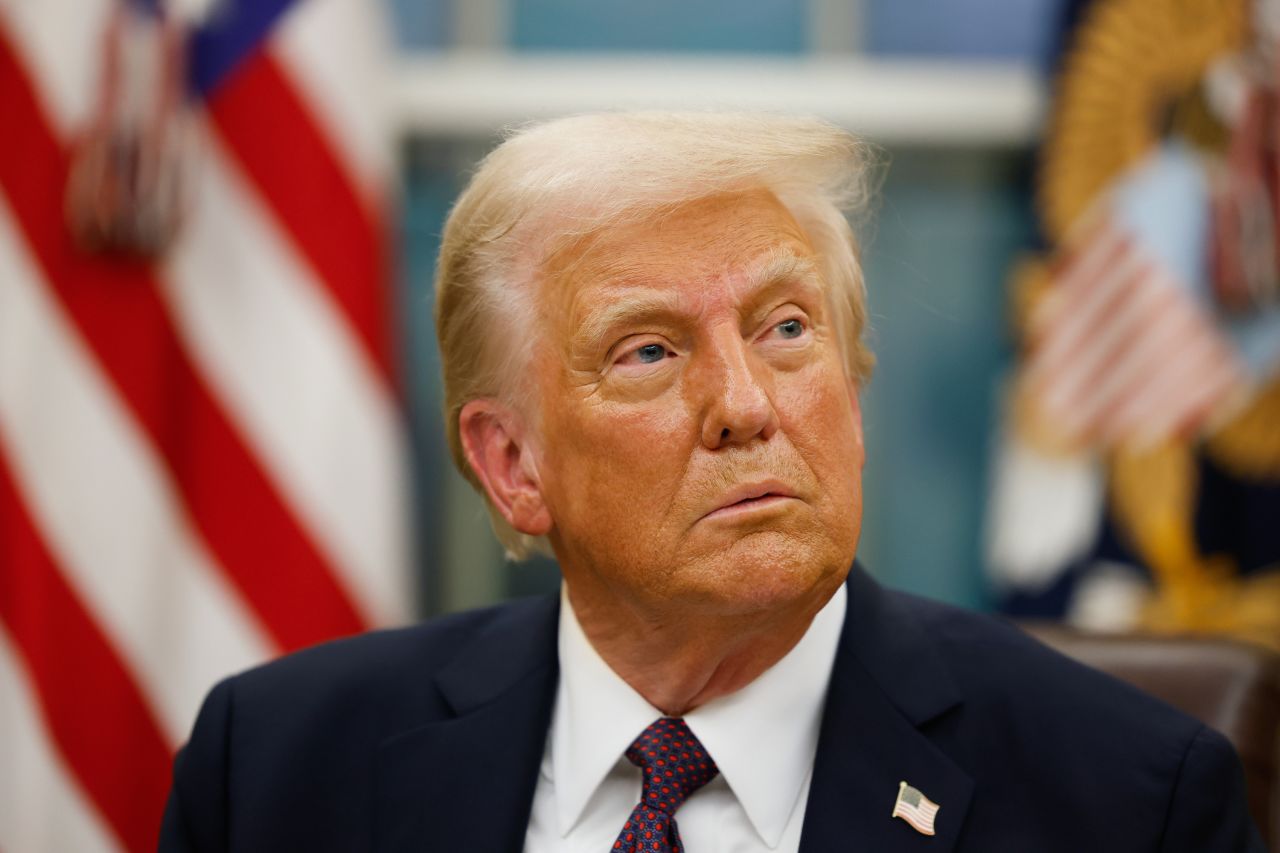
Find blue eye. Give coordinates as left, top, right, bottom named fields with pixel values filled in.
left=636, top=343, right=666, bottom=363
left=777, top=319, right=804, bottom=339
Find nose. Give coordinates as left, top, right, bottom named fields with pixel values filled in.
left=698, top=331, right=780, bottom=449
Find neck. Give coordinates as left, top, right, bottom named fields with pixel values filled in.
left=565, top=578, right=840, bottom=716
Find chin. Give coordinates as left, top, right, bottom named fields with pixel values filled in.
left=681, top=529, right=852, bottom=615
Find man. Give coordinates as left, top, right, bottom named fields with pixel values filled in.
left=160, top=112, right=1264, bottom=851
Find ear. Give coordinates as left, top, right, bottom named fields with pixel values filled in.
left=458, top=399, right=553, bottom=537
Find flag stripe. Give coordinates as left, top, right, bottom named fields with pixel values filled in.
left=0, top=629, right=123, bottom=853
left=0, top=449, right=171, bottom=853
left=1035, top=256, right=1158, bottom=413
left=1071, top=300, right=1208, bottom=441
left=206, top=48, right=394, bottom=385
left=1111, top=338, right=1241, bottom=444
left=0, top=34, right=368, bottom=652
left=899, top=803, right=938, bottom=816
left=0, top=195, right=274, bottom=741
left=1, top=2, right=408, bottom=848
left=1159, top=361, right=1239, bottom=440
left=1047, top=276, right=1192, bottom=435
left=0, top=1, right=113, bottom=138
left=1032, top=224, right=1129, bottom=335
left=273, top=0, right=394, bottom=196
left=1057, top=226, right=1132, bottom=301
left=1087, top=291, right=1239, bottom=442
left=1025, top=218, right=1246, bottom=447
left=161, top=132, right=409, bottom=625
left=1027, top=235, right=1143, bottom=381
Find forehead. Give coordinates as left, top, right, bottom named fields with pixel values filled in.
left=540, top=189, right=817, bottom=312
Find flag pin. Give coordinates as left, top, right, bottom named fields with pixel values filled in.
left=892, top=780, right=940, bottom=836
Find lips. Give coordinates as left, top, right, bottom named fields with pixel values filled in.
left=701, top=480, right=798, bottom=521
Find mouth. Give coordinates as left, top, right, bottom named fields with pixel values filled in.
left=701, top=481, right=799, bottom=522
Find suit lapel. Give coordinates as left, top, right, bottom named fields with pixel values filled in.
left=373, top=597, right=560, bottom=853
left=799, top=567, right=974, bottom=852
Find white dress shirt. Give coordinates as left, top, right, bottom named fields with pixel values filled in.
left=524, top=584, right=847, bottom=853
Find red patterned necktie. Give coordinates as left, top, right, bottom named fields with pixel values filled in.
left=612, top=717, right=719, bottom=853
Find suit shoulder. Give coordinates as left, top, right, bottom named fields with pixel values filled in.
left=221, top=594, right=556, bottom=723
left=889, top=589, right=1204, bottom=750
left=875, top=589, right=1258, bottom=848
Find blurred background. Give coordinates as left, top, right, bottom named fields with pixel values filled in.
left=1, top=0, right=1276, bottom=849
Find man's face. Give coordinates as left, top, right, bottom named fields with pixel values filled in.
left=530, top=189, right=865, bottom=621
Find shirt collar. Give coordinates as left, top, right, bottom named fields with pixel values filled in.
left=551, top=583, right=847, bottom=848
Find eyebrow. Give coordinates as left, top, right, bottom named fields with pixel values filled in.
left=743, top=249, right=821, bottom=295
left=571, top=248, right=823, bottom=355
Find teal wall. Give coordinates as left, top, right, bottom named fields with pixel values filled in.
left=510, top=0, right=805, bottom=53
left=856, top=149, right=1033, bottom=608
left=387, top=0, right=1064, bottom=59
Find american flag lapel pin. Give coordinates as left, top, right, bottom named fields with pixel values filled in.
left=892, top=780, right=940, bottom=836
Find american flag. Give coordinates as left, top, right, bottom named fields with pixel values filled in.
left=0, top=0, right=411, bottom=850
left=892, top=781, right=940, bottom=836
left=1021, top=215, right=1248, bottom=450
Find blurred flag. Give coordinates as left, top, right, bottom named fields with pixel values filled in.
left=988, top=0, right=1280, bottom=648
left=0, top=0, right=411, bottom=849
left=1021, top=210, right=1247, bottom=451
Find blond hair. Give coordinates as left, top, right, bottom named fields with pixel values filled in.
left=434, top=111, right=876, bottom=559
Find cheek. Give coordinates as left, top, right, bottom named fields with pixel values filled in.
left=782, top=361, right=849, bottom=431
left=782, top=369, right=864, bottom=494
left=579, top=400, right=685, bottom=463
left=547, top=399, right=691, bottom=515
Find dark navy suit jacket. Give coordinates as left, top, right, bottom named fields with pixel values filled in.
left=160, top=566, right=1266, bottom=851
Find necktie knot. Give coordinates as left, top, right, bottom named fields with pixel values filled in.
left=613, top=717, right=718, bottom=852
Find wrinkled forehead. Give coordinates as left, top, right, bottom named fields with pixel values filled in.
left=535, top=189, right=820, bottom=311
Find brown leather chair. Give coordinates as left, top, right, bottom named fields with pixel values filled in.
left=1021, top=624, right=1280, bottom=848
